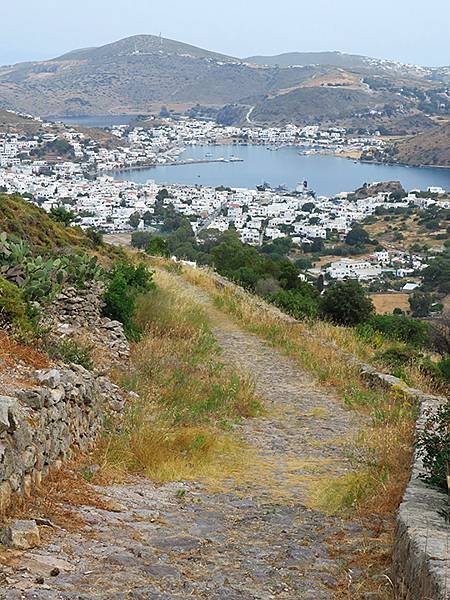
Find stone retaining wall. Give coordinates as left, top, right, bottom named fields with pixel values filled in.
left=43, top=281, right=130, bottom=371
left=0, top=280, right=131, bottom=516
left=200, top=267, right=450, bottom=599
left=0, top=366, right=125, bottom=515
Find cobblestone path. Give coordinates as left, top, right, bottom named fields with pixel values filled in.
left=1, top=278, right=369, bottom=600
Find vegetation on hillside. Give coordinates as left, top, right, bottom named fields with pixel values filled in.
left=0, top=193, right=95, bottom=252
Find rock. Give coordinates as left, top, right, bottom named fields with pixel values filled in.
left=0, top=481, right=12, bottom=513
left=1, top=520, right=40, bottom=550
left=0, top=397, right=18, bottom=434
left=16, top=389, right=47, bottom=410
left=36, top=370, right=61, bottom=389
left=104, top=499, right=127, bottom=513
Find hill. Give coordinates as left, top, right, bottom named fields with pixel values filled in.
left=390, top=122, right=450, bottom=167
left=0, top=35, right=271, bottom=117
left=0, top=109, right=43, bottom=135
left=0, top=35, right=447, bottom=132
left=0, top=193, right=96, bottom=252
left=245, top=51, right=377, bottom=69
left=56, top=34, right=238, bottom=63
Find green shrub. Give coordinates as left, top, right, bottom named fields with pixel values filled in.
left=44, top=338, right=93, bottom=369
left=268, top=287, right=319, bottom=319
left=103, top=262, right=155, bottom=339
left=417, top=401, right=450, bottom=491
left=0, top=275, right=32, bottom=332
left=374, top=345, right=420, bottom=369
left=320, top=280, right=374, bottom=326
left=146, top=236, right=169, bottom=257
left=367, top=314, right=430, bottom=348
left=438, top=356, right=450, bottom=383
left=49, top=206, right=75, bottom=226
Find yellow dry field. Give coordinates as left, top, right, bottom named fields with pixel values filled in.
left=370, top=293, right=410, bottom=314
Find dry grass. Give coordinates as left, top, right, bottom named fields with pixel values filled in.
left=98, top=273, right=262, bottom=483
left=0, top=330, right=50, bottom=371
left=370, top=293, right=410, bottom=315
left=5, top=460, right=110, bottom=532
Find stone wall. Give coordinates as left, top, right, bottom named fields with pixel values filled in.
left=0, top=366, right=125, bottom=514
left=200, top=267, right=450, bottom=599
left=44, top=281, right=130, bottom=372
left=0, top=281, right=131, bottom=516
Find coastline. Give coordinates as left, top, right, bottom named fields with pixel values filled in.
left=107, top=156, right=244, bottom=175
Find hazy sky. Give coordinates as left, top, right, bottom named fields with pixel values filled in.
left=2, top=0, right=449, bottom=66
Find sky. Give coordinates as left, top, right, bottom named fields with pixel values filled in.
left=1, top=0, right=449, bottom=67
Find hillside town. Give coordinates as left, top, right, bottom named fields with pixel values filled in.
left=0, top=112, right=385, bottom=172
left=0, top=112, right=448, bottom=290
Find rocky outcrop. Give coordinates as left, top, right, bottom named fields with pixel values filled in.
left=0, top=365, right=126, bottom=516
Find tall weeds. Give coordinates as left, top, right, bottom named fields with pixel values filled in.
left=100, top=275, right=261, bottom=482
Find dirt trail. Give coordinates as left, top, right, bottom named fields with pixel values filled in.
left=1, top=277, right=374, bottom=600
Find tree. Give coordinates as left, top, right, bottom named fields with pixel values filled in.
left=131, top=231, right=152, bottom=249
left=49, top=206, right=75, bottom=226
left=129, top=212, right=141, bottom=229
left=320, top=280, right=374, bottom=326
left=146, top=236, right=169, bottom=257
left=302, top=202, right=315, bottom=213
left=409, top=291, right=434, bottom=317
left=142, top=210, right=154, bottom=225
left=233, top=266, right=260, bottom=290
left=422, top=255, right=450, bottom=294
left=345, top=226, right=370, bottom=246
left=156, top=188, right=169, bottom=202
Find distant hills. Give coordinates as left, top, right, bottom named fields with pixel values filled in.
left=391, top=122, right=450, bottom=167
left=0, top=34, right=448, bottom=163
left=245, top=51, right=417, bottom=72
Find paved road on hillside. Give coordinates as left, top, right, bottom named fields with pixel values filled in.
left=2, top=277, right=374, bottom=600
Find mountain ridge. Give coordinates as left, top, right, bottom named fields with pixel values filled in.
left=0, top=34, right=448, bottom=139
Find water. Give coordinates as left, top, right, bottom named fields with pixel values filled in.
left=113, top=144, right=450, bottom=196
left=48, top=115, right=139, bottom=128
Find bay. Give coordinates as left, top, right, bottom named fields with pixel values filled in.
left=113, top=144, right=450, bottom=196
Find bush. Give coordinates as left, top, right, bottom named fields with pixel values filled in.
left=131, top=231, right=152, bottom=249
left=374, top=345, right=420, bottom=369
left=146, top=236, right=169, bottom=257
left=103, top=272, right=136, bottom=337
left=366, top=314, right=430, bottom=348
left=49, top=206, right=75, bottom=226
left=417, top=401, right=450, bottom=491
left=0, top=275, right=32, bottom=332
left=409, top=291, right=434, bottom=317
left=438, top=356, right=450, bottom=383
left=85, top=228, right=103, bottom=248
left=44, top=338, right=93, bottom=369
left=268, top=287, right=319, bottom=319
left=320, top=280, right=374, bottom=326
left=103, top=262, right=154, bottom=339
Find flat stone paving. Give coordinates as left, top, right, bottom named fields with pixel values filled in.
left=1, top=279, right=373, bottom=599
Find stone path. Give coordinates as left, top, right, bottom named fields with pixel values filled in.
left=0, top=278, right=372, bottom=600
